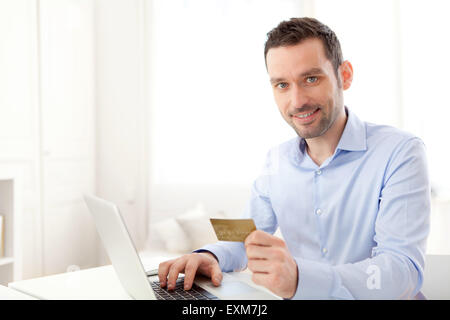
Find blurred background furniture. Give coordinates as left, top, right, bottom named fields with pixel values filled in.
left=421, top=254, right=450, bottom=300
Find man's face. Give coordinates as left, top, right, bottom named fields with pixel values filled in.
left=266, top=38, right=345, bottom=139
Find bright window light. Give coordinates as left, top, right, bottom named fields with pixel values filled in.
left=148, top=0, right=302, bottom=185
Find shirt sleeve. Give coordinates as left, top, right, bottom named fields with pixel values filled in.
left=290, top=137, right=431, bottom=299
left=195, top=149, right=279, bottom=272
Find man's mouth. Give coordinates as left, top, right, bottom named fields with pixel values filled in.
left=292, top=108, right=320, bottom=122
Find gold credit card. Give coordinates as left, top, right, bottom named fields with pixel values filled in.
left=210, top=218, right=257, bottom=242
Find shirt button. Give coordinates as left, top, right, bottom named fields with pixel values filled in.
left=322, top=248, right=328, bottom=254
left=316, top=170, right=322, bottom=175
left=315, top=209, right=322, bottom=215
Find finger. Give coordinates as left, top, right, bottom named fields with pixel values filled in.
left=167, top=258, right=186, bottom=290
left=158, top=259, right=176, bottom=287
left=245, top=230, right=282, bottom=248
left=246, top=243, right=273, bottom=260
left=209, top=262, right=223, bottom=287
left=247, top=258, right=271, bottom=273
left=182, top=257, right=200, bottom=290
left=196, top=254, right=223, bottom=286
left=244, top=230, right=258, bottom=247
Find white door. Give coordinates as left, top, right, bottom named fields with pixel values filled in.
left=39, top=0, right=97, bottom=275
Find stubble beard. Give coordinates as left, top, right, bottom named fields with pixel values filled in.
left=288, top=100, right=337, bottom=139
left=292, top=109, right=329, bottom=139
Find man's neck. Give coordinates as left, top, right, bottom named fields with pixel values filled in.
left=305, top=108, right=348, bottom=166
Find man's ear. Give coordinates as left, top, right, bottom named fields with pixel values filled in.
left=339, top=60, right=353, bottom=90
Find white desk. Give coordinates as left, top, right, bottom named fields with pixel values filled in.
left=9, top=264, right=132, bottom=300
left=8, top=254, right=277, bottom=300
left=0, top=284, right=36, bottom=300
left=8, top=255, right=170, bottom=300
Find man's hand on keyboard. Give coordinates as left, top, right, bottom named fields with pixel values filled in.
left=158, top=252, right=222, bottom=291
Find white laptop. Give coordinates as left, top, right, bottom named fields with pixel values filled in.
left=83, top=194, right=279, bottom=300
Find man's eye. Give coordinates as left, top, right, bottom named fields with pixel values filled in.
left=277, top=83, right=288, bottom=89
left=306, top=76, right=318, bottom=84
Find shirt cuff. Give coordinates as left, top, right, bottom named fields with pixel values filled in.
left=192, top=249, right=219, bottom=262
left=193, top=242, right=247, bottom=272
left=290, top=257, right=335, bottom=299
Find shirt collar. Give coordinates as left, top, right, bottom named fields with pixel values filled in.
left=336, top=106, right=367, bottom=152
left=291, top=106, right=367, bottom=165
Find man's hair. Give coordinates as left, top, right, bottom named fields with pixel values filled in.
left=264, top=17, right=343, bottom=78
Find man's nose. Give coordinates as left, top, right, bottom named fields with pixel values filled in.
left=289, top=84, right=309, bottom=110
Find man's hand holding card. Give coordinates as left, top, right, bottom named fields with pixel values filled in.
left=244, top=229, right=298, bottom=299
left=158, top=218, right=298, bottom=298
left=210, top=218, right=298, bottom=299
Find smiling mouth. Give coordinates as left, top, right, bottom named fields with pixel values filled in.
left=294, top=109, right=318, bottom=118
left=292, top=108, right=320, bottom=120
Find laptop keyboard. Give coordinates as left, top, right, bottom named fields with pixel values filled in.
left=150, top=277, right=220, bottom=300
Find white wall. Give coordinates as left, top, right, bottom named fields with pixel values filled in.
left=39, top=0, right=97, bottom=275
left=0, top=0, right=98, bottom=279
left=0, top=0, right=42, bottom=279
left=95, top=0, right=149, bottom=262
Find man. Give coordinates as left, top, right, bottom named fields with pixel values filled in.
left=158, top=17, right=430, bottom=299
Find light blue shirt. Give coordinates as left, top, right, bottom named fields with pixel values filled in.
left=199, top=107, right=430, bottom=299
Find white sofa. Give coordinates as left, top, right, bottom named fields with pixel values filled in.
left=142, top=184, right=251, bottom=256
